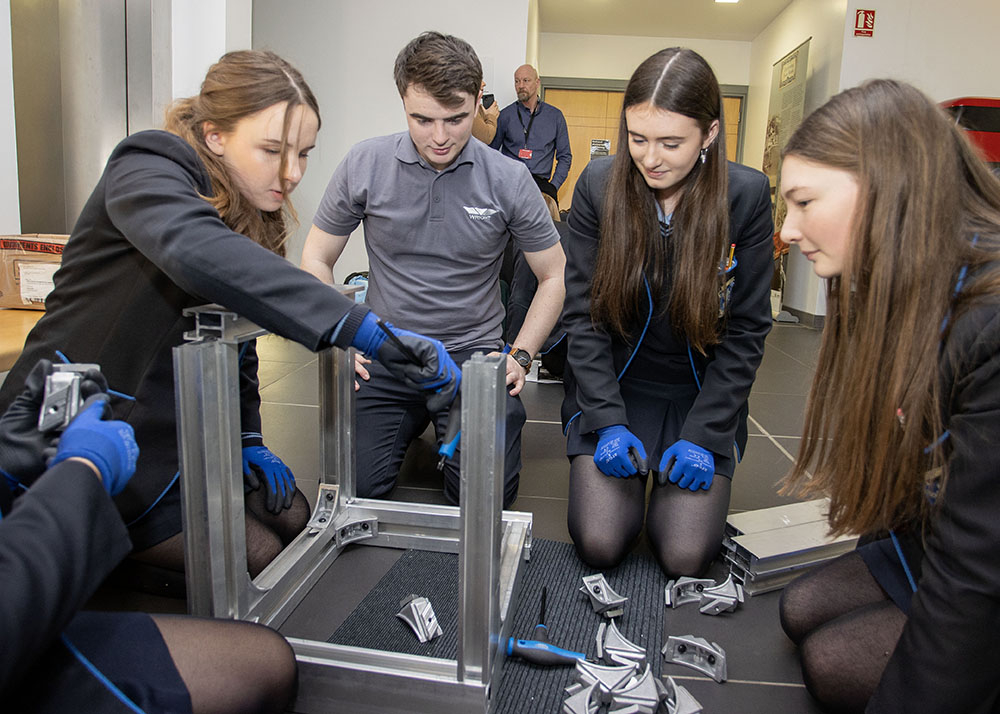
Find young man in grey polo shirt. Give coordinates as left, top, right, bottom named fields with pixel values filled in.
left=301, top=32, right=565, bottom=508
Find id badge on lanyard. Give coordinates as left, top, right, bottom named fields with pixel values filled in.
left=518, top=104, right=538, bottom=160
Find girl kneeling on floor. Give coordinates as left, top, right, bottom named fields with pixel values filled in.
left=778, top=79, right=1000, bottom=713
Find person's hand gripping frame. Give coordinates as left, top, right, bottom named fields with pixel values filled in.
left=351, top=313, right=461, bottom=414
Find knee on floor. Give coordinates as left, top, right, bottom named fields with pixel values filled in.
left=798, top=625, right=876, bottom=714
left=652, top=541, right=716, bottom=579
left=570, top=529, right=634, bottom=570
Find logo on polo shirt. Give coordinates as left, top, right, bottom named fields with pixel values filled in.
left=463, top=206, right=499, bottom=221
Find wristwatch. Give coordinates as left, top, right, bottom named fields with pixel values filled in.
left=509, top=347, right=532, bottom=370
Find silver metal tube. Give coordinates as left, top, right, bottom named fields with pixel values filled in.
left=246, top=517, right=341, bottom=627
left=173, top=338, right=250, bottom=618
left=457, top=353, right=506, bottom=684
left=319, top=345, right=356, bottom=499
left=291, top=641, right=488, bottom=714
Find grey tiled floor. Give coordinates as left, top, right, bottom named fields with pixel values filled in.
left=256, top=322, right=826, bottom=713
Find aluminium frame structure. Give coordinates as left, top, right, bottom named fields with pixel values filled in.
left=172, top=305, right=532, bottom=713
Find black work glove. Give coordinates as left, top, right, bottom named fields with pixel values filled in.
left=0, top=359, right=107, bottom=490
left=376, top=327, right=462, bottom=414
left=351, top=313, right=461, bottom=414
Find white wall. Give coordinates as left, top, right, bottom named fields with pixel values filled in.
left=839, top=0, right=1000, bottom=101
left=171, top=0, right=225, bottom=100
left=539, top=32, right=751, bottom=86
left=170, top=0, right=252, bottom=102
left=225, top=0, right=253, bottom=52
left=252, top=0, right=531, bottom=276
left=746, top=0, right=1000, bottom=320
left=0, top=0, right=19, bottom=233
left=745, top=0, right=847, bottom=318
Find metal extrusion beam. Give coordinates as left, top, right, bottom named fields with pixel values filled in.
left=291, top=641, right=489, bottom=714
left=458, top=353, right=507, bottom=684
left=318, top=345, right=355, bottom=500
left=174, top=336, right=257, bottom=618
left=183, top=303, right=269, bottom=344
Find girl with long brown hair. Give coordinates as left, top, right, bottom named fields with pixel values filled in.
left=561, top=48, right=773, bottom=575
left=0, top=50, right=458, bottom=584
left=777, top=79, right=1000, bottom=713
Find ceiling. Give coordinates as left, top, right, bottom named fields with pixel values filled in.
left=538, top=0, right=796, bottom=42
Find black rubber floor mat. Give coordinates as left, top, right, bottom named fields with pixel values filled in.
left=329, top=538, right=667, bottom=713
left=329, top=548, right=461, bottom=659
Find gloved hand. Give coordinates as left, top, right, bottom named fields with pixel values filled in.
left=352, top=312, right=461, bottom=414
left=594, top=425, right=648, bottom=478
left=241, top=440, right=296, bottom=514
left=658, top=439, right=714, bottom=491
left=49, top=394, right=139, bottom=497
left=0, top=359, right=107, bottom=489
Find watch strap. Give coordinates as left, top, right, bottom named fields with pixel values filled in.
left=510, top=347, right=532, bottom=369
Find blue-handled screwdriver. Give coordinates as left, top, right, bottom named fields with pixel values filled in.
left=506, top=587, right=586, bottom=666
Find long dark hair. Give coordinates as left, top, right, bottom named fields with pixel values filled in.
left=590, top=48, right=728, bottom=351
left=781, top=79, right=1000, bottom=535
left=164, top=50, right=321, bottom=256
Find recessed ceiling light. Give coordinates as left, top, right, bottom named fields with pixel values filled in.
left=716, top=0, right=739, bottom=3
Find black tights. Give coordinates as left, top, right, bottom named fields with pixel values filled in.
left=132, top=488, right=311, bottom=578
left=567, top=455, right=732, bottom=576
left=779, top=551, right=907, bottom=713
left=152, top=614, right=297, bottom=713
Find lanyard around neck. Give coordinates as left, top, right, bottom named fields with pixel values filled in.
left=517, top=102, right=540, bottom=146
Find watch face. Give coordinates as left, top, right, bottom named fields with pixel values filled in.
left=512, top=349, right=532, bottom=369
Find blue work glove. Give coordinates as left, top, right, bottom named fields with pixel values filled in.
left=352, top=312, right=461, bottom=414
left=241, top=438, right=296, bottom=514
left=49, top=394, right=138, bottom=497
left=594, top=425, right=648, bottom=478
left=658, top=440, right=715, bottom=491
left=0, top=359, right=107, bottom=490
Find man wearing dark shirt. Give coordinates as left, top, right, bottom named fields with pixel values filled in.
left=490, top=64, right=572, bottom=205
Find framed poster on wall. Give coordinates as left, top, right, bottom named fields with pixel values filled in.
left=763, top=38, right=810, bottom=318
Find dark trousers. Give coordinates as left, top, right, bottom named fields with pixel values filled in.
left=532, top=174, right=559, bottom=204
left=505, top=221, right=570, bottom=374
left=355, top=348, right=526, bottom=508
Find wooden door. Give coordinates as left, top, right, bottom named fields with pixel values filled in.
left=544, top=88, right=623, bottom=211
left=722, top=96, right=743, bottom=163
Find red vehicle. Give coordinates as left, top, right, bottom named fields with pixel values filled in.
left=942, top=97, right=1000, bottom=172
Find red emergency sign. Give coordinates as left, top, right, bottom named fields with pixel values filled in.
left=854, top=9, right=875, bottom=37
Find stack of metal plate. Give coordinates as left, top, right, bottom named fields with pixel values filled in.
left=722, top=498, right=858, bottom=595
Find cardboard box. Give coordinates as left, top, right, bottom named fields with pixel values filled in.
left=0, top=234, right=69, bottom=309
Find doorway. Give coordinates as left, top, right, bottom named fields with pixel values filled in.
left=544, top=87, right=623, bottom=210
